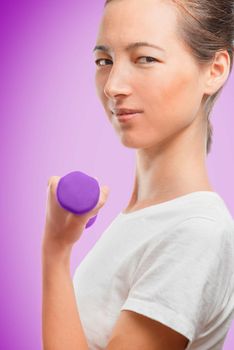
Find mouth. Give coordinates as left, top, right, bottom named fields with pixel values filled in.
left=112, top=111, right=142, bottom=122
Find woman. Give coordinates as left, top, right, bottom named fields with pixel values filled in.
left=42, top=0, right=234, bottom=349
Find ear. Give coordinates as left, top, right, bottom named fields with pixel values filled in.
left=203, top=50, right=230, bottom=96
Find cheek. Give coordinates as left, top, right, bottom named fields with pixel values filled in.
left=95, top=73, right=113, bottom=115
left=142, top=69, right=202, bottom=123
left=95, top=74, right=113, bottom=121
left=95, top=73, right=104, bottom=100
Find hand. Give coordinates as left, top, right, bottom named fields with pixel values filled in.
left=42, top=175, right=110, bottom=250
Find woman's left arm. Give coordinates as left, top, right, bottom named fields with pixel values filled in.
left=42, top=176, right=110, bottom=350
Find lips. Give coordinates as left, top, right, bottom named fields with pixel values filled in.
left=111, top=108, right=143, bottom=116
left=113, top=111, right=142, bottom=122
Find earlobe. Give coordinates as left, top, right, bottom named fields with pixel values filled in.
left=204, top=50, right=230, bottom=96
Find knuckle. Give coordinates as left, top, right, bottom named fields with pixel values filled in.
left=48, top=176, right=60, bottom=188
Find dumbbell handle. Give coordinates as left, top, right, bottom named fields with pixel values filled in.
left=56, top=171, right=100, bottom=229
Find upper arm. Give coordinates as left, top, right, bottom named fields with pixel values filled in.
left=105, top=310, right=189, bottom=350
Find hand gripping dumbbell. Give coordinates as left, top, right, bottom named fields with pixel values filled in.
left=56, top=171, right=100, bottom=229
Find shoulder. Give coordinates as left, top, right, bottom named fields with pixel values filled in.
left=142, top=215, right=232, bottom=256
left=168, top=215, right=233, bottom=243
left=164, top=215, right=234, bottom=265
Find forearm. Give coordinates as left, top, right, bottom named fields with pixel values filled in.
left=42, top=239, right=89, bottom=350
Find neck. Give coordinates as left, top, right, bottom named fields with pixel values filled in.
left=124, top=118, right=213, bottom=212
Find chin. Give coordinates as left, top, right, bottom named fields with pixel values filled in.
left=118, top=135, right=152, bottom=149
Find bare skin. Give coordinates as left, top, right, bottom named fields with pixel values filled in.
left=94, top=0, right=230, bottom=213
left=42, top=177, right=110, bottom=349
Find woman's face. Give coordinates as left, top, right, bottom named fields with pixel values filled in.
left=94, top=0, right=207, bottom=150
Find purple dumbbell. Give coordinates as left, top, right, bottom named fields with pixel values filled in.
left=56, top=171, right=100, bottom=229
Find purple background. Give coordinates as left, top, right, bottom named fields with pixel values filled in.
left=1, top=1, right=233, bottom=349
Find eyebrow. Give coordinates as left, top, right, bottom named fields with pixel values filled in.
left=93, top=41, right=165, bottom=53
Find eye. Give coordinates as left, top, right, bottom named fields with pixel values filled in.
left=95, top=58, right=112, bottom=67
left=137, top=56, right=158, bottom=64
left=94, top=56, right=159, bottom=67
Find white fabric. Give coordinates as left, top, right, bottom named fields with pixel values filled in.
left=72, top=191, right=234, bottom=349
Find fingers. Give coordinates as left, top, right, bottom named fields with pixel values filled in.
left=47, top=176, right=61, bottom=190
left=46, top=176, right=110, bottom=217
left=96, top=185, right=110, bottom=210
left=81, top=185, right=110, bottom=219
left=93, top=177, right=110, bottom=208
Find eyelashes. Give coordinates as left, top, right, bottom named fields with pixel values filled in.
left=95, top=56, right=159, bottom=67
left=95, top=58, right=112, bottom=66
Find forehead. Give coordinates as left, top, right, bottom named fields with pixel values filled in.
left=96, top=0, right=179, bottom=50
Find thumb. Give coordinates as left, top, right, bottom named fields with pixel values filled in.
left=99, top=185, right=110, bottom=206
left=83, top=185, right=110, bottom=220
left=93, top=177, right=110, bottom=206
left=89, top=185, right=110, bottom=215
left=77, top=185, right=110, bottom=225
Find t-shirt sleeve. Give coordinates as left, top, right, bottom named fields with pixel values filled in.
left=120, top=217, right=232, bottom=343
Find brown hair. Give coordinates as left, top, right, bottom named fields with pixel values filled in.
left=104, top=0, right=234, bottom=154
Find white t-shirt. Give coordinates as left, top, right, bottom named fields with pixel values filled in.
left=72, top=191, right=234, bottom=350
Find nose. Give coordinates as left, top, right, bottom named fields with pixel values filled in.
left=103, top=63, right=132, bottom=99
